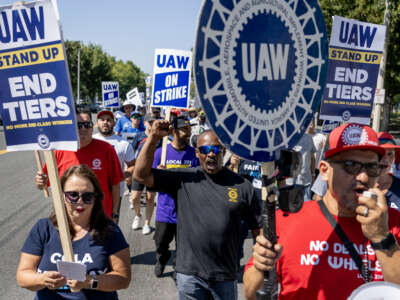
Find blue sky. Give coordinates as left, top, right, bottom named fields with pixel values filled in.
left=3, top=0, right=202, bottom=74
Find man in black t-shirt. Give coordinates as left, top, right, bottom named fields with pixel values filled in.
left=134, top=121, right=262, bottom=300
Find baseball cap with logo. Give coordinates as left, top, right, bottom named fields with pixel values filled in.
left=97, top=109, right=114, bottom=120
left=324, top=123, right=385, bottom=159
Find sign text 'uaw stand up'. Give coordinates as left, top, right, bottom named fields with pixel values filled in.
left=151, top=48, right=192, bottom=165
left=0, top=0, right=83, bottom=292
left=194, top=0, right=328, bottom=298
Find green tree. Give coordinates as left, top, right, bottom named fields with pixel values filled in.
left=65, top=40, right=147, bottom=104
left=111, top=59, right=147, bottom=101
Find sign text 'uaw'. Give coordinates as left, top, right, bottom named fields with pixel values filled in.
left=151, top=49, right=192, bottom=109
left=0, top=1, right=78, bottom=152
left=194, top=0, right=328, bottom=161
left=102, top=81, right=119, bottom=108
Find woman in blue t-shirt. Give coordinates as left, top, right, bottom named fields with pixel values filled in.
left=16, top=165, right=131, bottom=300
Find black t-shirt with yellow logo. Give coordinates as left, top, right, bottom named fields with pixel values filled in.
left=152, top=166, right=262, bottom=281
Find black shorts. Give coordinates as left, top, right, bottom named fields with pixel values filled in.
left=131, top=179, right=156, bottom=192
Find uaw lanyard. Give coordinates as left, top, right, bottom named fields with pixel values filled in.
left=318, top=201, right=370, bottom=283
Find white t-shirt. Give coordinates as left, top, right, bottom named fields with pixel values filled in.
left=93, top=133, right=135, bottom=197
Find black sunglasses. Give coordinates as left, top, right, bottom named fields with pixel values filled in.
left=64, top=191, right=97, bottom=204
left=198, top=145, right=223, bottom=155
left=77, top=122, right=93, bottom=129
left=328, top=160, right=386, bottom=177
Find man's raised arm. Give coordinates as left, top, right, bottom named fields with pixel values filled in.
left=133, top=119, right=171, bottom=188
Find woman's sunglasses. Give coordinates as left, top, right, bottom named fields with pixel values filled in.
left=64, top=191, right=97, bottom=204
left=198, top=145, right=222, bottom=155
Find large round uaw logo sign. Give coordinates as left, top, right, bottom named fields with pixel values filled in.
left=194, top=0, right=328, bottom=161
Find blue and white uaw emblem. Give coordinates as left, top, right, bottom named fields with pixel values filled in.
left=194, top=0, right=328, bottom=161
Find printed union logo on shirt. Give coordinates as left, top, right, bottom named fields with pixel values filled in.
left=228, top=188, right=238, bottom=203
left=194, top=0, right=328, bottom=162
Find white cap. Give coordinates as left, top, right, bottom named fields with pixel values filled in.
left=122, top=100, right=135, bottom=107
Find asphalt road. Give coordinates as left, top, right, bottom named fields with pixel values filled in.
left=0, top=128, right=253, bottom=300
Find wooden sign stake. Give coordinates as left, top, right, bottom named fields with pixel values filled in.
left=43, top=150, right=79, bottom=292
left=34, top=151, right=49, bottom=198
left=160, top=109, right=171, bottom=166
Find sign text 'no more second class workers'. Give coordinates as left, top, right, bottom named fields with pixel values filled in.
left=0, top=1, right=78, bottom=152
left=194, top=0, right=328, bottom=161
left=151, top=49, right=192, bottom=109
left=319, top=16, right=386, bottom=124
left=102, top=81, right=119, bottom=108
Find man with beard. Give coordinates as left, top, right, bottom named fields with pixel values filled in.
left=243, top=123, right=400, bottom=300
left=134, top=122, right=261, bottom=300
left=35, top=108, right=124, bottom=222
left=152, top=116, right=199, bottom=278
left=93, top=110, right=135, bottom=222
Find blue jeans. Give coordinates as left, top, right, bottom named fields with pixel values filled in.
left=177, top=273, right=238, bottom=300
left=294, top=184, right=311, bottom=202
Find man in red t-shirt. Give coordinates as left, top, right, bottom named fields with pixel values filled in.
left=244, top=123, right=400, bottom=300
left=35, top=109, right=124, bottom=221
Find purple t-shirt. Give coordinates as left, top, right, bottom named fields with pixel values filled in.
left=152, top=144, right=199, bottom=223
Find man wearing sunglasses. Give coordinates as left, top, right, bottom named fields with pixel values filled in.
left=134, top=120, right=262, bottom=300
left=244, top=123, right=400, bottom=300
left=35, top=108, right=124, bottom=222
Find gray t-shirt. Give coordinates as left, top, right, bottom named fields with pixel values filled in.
left=287, top=133, right=316, bottom=186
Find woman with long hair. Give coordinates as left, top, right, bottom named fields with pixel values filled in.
left=16, top=165, right=131, bottom=299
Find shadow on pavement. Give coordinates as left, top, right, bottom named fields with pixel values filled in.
left=131, top=250, right=176, bottom=266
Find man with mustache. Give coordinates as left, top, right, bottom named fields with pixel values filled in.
left=35, top=108, right=124, bottom=222
left=134, top=120, right=262, bottom=300
left=93, top=109, right=135, bottom=223
left=243, top=123, right=400, bottom=300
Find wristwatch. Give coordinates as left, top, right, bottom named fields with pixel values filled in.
left=90, top=275, right=98, bottom=289
left=370, top=233, right=396, bottom=250
left=112, top=213, right=119, bottom=219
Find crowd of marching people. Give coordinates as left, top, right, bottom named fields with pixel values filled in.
left=18, top=102, right=400, bottom=299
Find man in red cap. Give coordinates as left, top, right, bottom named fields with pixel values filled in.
left=243, top=123, right=400, bottom=300
left=35, top=108, right=124, bottom=222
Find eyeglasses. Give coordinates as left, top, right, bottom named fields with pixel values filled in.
left=64, top=191, right=97, bottom=204
left=131, top=115, right=141, bottom=119
left=198, top=145, right=223, bottom=155
left=77, top=122, right=93, bottom=129
left=328, top=160, right=386, bottom=177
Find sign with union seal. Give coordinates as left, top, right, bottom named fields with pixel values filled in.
left=194, top=0, right=328, bottom=161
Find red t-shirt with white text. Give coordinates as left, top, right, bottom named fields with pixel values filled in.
left=44, top=139, right=123, bottom=217
left=245, top=201, right=400, bottom=300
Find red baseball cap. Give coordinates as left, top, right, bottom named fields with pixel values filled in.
left=97, top=109, right=114, bottom=120
left=377, top=132, right=400, bottom=149
left=324, top=123, right=385, bottom=159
